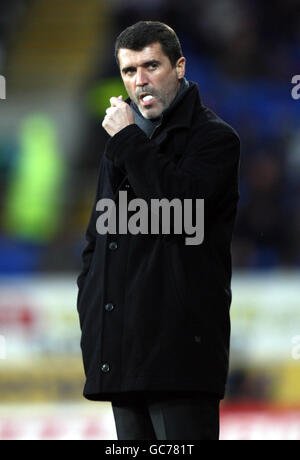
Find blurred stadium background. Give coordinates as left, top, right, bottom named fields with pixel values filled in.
left=0, top=0, right=299, bottom=440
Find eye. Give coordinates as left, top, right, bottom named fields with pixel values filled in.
left=148, top=63, right=158, bottom=70
left=124, top=68, right=135, bottom=76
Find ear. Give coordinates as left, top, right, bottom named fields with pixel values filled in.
left=176, top=57, right=186, bottom=79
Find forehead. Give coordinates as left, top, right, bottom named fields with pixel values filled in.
left=118, top=42, right=169, bottom=68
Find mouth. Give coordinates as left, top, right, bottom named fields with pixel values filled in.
left=138, top=93, right=155, bottom=107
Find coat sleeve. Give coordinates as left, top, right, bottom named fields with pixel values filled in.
left=105, top=124, right=240, bottom=204
left=76, top=159, right=103, bottom=303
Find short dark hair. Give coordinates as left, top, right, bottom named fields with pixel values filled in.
left=114, top=21, right=183, bottom=68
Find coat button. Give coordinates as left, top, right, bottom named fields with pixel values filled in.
left=101, top=363, right=110, bottom=373
left=105, top=303, right=114, bottom=311
left=125, top=183, right=130, bottom=188
left=109, top=241, right=118, bottom=250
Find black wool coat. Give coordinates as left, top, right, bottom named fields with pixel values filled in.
left=76, top=81, right=240, bottom=401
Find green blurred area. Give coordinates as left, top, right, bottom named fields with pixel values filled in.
left=86, top=77, right=128, bottom=118
left=3, top=114, right=65, bottom=242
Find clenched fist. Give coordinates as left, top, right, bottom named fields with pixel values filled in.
left=102, top=96, right=135, bottom=137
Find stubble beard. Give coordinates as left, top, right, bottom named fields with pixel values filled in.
left=139, top=81, right=180, bottom=120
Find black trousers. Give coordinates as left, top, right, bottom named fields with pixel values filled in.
left=111, top=391, right=220, bottom=440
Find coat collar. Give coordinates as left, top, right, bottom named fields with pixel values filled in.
left=161, top=81, right=202, bottom=132
left=154, top=82, right=203, bottom=146
left=125, top=81, right=203, bottom=138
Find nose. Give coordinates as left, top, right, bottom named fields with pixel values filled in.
left=135, top=67, right=148, bottom=87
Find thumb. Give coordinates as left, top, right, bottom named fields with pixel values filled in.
left=118, top=95, right=123, bottom=100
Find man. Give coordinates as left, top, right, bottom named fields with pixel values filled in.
left=77, top=21, right=240, bottom=440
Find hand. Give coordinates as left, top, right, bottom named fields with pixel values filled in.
left=102, top=95, right=135, bottom=137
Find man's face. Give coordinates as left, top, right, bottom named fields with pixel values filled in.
left=118, top=42, right=186, bottom=119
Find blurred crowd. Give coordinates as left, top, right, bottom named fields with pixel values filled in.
left=0, top=0, right=299, bottom=274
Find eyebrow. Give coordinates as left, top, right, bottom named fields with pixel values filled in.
left=121, top=59, right=161, bottom=74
